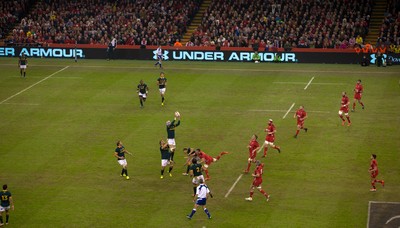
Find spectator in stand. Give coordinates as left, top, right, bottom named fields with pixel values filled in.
left=356, top=35, right=363, bottom=47
left=140, top=38, right=147, bottom=49
left=174, top=39, right=183, bottom=47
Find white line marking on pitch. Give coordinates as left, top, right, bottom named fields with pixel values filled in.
left=0, top=66, right=69, bottom=105
left=8, top=76, right=81, bottom=79
left=283, top=103, right=295, bottom=119
left=225, top=174, right=243, bottom=198
left=273, top=82, right=345, bottom=85
left=304, top=77, right=315, bottom=90
left=249, top=109, right=330, bottom=114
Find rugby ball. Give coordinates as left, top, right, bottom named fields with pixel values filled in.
left=175, top=111, right=181, bottom=117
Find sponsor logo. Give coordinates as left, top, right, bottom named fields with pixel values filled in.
left=164, top=50, right=297, bottom=62
left=370, top=54, right=387, bottom=64
left=153, top=50, right=169, bottom=60
left=0, top=47, right=84, bottom=58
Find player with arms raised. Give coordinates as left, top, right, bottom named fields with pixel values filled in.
left=369, top=154, right=384, bottom=192
left=244, top=134, right=260, bottom=173
left=258, top=119, right=281, bottom=157
left=338, top=92, right=351, bottom=126
left=157, top=72, right=167, bottom=106
left=160, top=139, right=173, bottom=179
left=245, top=160, right=270, bottom=202
left=352, top=79, right=365, bottom=112
left=294, top=105, right=308, bottom=138
left=166, top=112, right=181, bottom=162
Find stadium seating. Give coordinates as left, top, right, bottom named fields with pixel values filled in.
left=379, top=0, right=400, bottom=51
left=188, top=0, right=373, bottom=49
left=0, top=0, right=30, bottom=40
left=5, top=0, right=201, bottom=46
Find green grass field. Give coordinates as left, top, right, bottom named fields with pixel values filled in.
left=0, top=58, right=399, bottom=228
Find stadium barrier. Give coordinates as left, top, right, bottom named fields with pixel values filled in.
left=1, top=45, right=399, bottom=65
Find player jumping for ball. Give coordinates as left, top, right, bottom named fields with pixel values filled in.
left=258, top=119, right=281, bottom=157
left=166, top=112, right=181, bottom=162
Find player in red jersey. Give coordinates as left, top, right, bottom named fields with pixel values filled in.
left=338, top=92, right=351, bottom=126
left=369, top=154, right=384, bottom=192
left=195, top=149, right=229, bottom=180
left=293, top=105, right=308, bottom=138
left=244, top=134, right=260, bottom=173
left=245, top=160, right=270, bottom=202
left=258, top=119, right=281, bottom=157
left=352, top=79, right=365, bottom=112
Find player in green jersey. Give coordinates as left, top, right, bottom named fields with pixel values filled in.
left=160, top=139, right=174, bottom=179
left=137, top=80, right=149, bottom=108
left=189, top=158, right=204, bottom=196
left=18, top=54, right=28, bottom=78
left=157, top=72, right=167, bottom=105
left=0, top=184, right=14, bottom=226
left=114, top=141, right=132, bottom=180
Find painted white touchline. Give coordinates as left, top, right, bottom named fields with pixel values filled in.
left=8, top=76, right=81, bottom=79
left=283, top=103, right=295, bottom=119
left=304, top=76, right=315, bottom=90
left=0, top=66, right=69, bottom=105
left=225, top=174, right=243, bottom=198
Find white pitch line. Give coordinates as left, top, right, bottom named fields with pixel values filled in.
left=304, top=76, right=315, bottom=90
left=249, top=109, right=330, bottom=114
left=273, top=82, right=345, bottom=85
left=283, top=103, right=295, bottom=119
left=0, top=66, right=69, bottom=105
left=224, top=174, right=243, bottom=198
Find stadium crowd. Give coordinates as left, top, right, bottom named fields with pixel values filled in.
left=5, top=0, right=201, bottom=46
left=380, top=0, right=400, bottom=53
left=0, top=0, right=31, bottom=40
left=189, top=0, right=373, bottom=49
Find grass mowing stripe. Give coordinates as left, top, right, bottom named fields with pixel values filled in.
left=0, top=66, right=69, bottom=104
left=225, top=174, right=243, bottom=198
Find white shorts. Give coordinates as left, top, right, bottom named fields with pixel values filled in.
left=118, top=159, right=127, bottom=167
left=263, top=141, right=275, bottom=147
left=161, top=159, right=170, bottom=167
left=192, top=175, right=205, bottom=185
left=338, top=110, right=348, bottom=116
left=139, top=92, right=147, bottom=98
left=20, top=65, right=27, bottom=69
left=159, top=88, right=166, bottom=94
left=167, top=138, right=176, bottom=147
left=0, top=206, right=10, bottom=212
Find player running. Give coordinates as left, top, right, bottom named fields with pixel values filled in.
left=338, top=92, right=351, bottom=126
left=369, top=154, right=384, bottom=192
left=294, top=105, right=308, bottom=138
left=166, top=112, right=181, bottom=162
left=114, top=141, right=132, bottom=180
left=157, top=72, right=167, bottom=106
left=154, top=45, right=163, bottom=69
left=352, top=79, right=365, bottom=112
left=186, top=178, right=212, bottom=220
left=18, top=53, right=28, bottom=78
left=244, top=134, right=260, bottom=173
left=0, top=184, right=14, bottom=226
left=258, top=119, right=281, bottom=157
left=195, top=149, right=228, bottom=181
left=245, top=160, right=270, bottom=202
left=137, top=80, right=149, bottom=108
left=189, top=157, right=205, bottom=196
left=160, top=139, right=173, bottom=179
